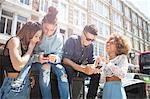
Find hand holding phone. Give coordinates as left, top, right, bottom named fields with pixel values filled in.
left=48, top=54, right=57, bottom=63
left=43, top=53, right=50, bottom=57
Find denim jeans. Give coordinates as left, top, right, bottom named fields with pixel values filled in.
left=0, top=77, right=31, bottom=99
left=65, top=66, right=100, bottom=99
left=37, top=63, right=70, bottom=99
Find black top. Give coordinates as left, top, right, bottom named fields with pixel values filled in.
left=62, top=35, right=94, bottom=66
left=2, top=37, right=26, bottom=72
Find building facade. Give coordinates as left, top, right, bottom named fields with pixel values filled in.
left=0, top=0, right=150, bottom=57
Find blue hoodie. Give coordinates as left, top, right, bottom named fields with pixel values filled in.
left=33, top=31, right=63, bottom=63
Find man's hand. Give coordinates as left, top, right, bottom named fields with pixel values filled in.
left=82, top=65, right=101, bottom=75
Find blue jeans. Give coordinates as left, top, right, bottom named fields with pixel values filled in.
left=0, top=77, right=31, bottom=99
left=37, top=63, right=70, bottom=99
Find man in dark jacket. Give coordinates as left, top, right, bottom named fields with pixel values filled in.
left=62, top=24, right=101, bottom=99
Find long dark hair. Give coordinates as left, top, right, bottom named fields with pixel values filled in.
left=16, top=21, right=41, bottom=50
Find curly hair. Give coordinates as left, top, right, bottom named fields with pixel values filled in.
left=106, top=33, right=131, bottom=56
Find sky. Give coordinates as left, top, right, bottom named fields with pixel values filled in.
left=127, top=0, right=150, bottom=20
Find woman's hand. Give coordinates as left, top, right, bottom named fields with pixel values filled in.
left=95, top=55, right=109, bottom=66
left=82, top=64, right=101, bottom=75
left=48, top=54, right=57, bottom=63
left=38, top=53, right=49, bottom=64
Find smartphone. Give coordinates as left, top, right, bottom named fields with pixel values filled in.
left=96, top=65, right=102, bottom=69
left=43, top=54, right=49, bottom=57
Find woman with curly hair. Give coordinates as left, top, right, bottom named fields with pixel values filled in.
left=95, top=33, right=131, bottom=99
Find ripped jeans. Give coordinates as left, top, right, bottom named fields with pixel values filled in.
left=38, top=63, right=70, bottom=99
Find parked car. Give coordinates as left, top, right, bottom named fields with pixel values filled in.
left=96, top=73, right=150, bottom=99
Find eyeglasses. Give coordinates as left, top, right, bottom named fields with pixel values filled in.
left=84, top=33, right=95, bottom=42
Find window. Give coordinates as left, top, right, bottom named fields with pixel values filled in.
left=112, top=12, right=123, bottom=27
left=58, top=3, right=68, bottom=23
left=139, top=29, right=143, bottom=39
left=104, top=25, right=110, bottom=36
left=80, top=13, right=86, bottom=27
left=117, top=0, right=122, bottom=12
left=98, top=21, right=103, bottom=35
left=20, top=0, right=30, bottom=5
left=91, top=1, right=109, bottom=19
left=132, top=12, right=138, bottom=24
left=125, top=20, right=131, bottom=32
left=74, top=0, right=87, bottom=7
left=143, top=21, right=147, bottom=32
left=16, top=15, right=27, bottom=33
left=73, top=9, right=86, bottom=28
left=73, top=10, right=79, bottom=26
left=91, top=18, right=109, bottom=37
left=138, top=17, right=142, bottom=28
left=124, top=6, right=130, bottom=18
left=129, top=37, right=133, bottom=48
left=140, top=42, right=144, bottom=52
left=132, top=26, right=138, bottom=36
left=134, top=39, right=139, bottom=51
left=93, top=42, right=104, bottom=56
left=40, top=0, right=48, bottom=12
left=112, top=0, right=122, bottom=12
left=103, top=5, right=109, bottom=19
left=0, top=10, right=13, bottom=35
left=94, top=43, right=98, bottom=56
left=98, top=43, right=104, bottom=56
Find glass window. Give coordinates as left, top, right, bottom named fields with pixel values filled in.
left=80, top=13, right=86, bottom=27
left=129, top=37, right=133, bottom=48
left=125, top=20, right=131, bottom=32
left=20, top=0, right=29, bottom=5
left=0, top=10, right=13, bottom=35
left=138, top=17, right=142, bottom=28
left=139, top=29, right=143, bottom=39
left=6, top=19, right=12, bottom=35
left=94, top=43, right=98, bottom=56
left=143, top=21, right=147, bottom=32
left=134, top=39, right=139, bottom=50
left=73, top=9, right=86, bottom=28
left=98, top=21, right=103, bottom=36
left=74, top=0, right=87, bottom=7
left=140, top=42, right=144, bottom=52
left=97, top=1, right=103, bottom=16
left=73, top=10, right=79, bottom=26
left=40, top=0, right=48, bottom=12
left=104, top=25, right=110, bottom=36
left=132, top=26, right=138, bottom=36
left=16, top=15, right=27, bottom=34
left=59, top=3, right=67, bottom=23
left=113, top=12, right=123, bottom=27
left=132, top=12, right=138, bottom=24
left=112, top=0, right=122, bottom=12
left=94, top=42, right=104, bottom=56
left=118, top=0, right=122, bottom=12
left=91, top=1, right=96, bottom=12
left=103, top=5, right=109, bottom=19
left=98, top=43, right=104, bottom=56
left=125, top=6, right=130, bottom=18
left=0, top=17, right=5, bottom=33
